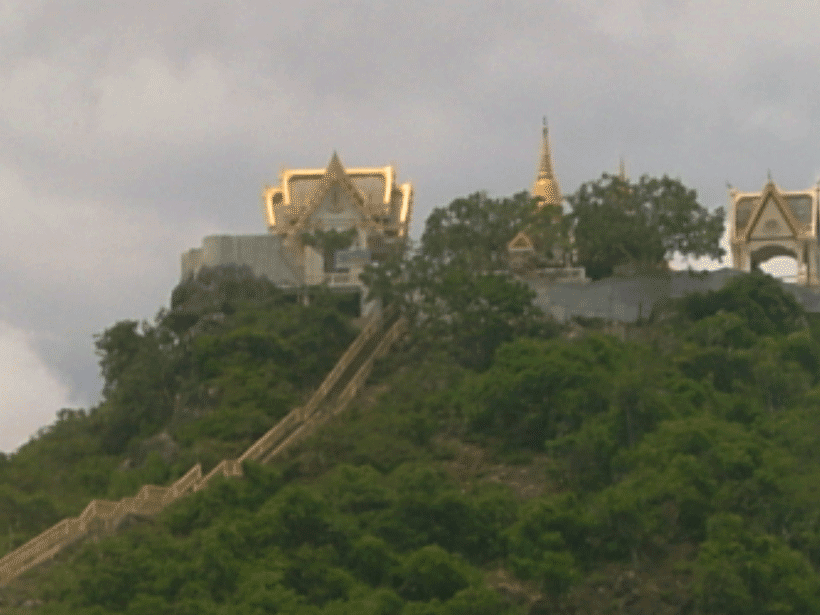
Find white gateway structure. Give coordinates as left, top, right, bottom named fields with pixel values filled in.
left=729, top=179, right=820, bottom=286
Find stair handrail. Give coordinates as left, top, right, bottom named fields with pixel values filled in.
left=329, top=315, right=408, bottom=419
left=261, top=315, right=407, bottom=464
left=194, top=458, right=242, bottom=492
left=239, top=306, right=387, bottom=463
left=0, top=518, right=75, bottom=573
left=163, top=463, right=202, bottom=506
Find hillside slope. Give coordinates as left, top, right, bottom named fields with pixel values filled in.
left=3, top=270, right=820, bottom=615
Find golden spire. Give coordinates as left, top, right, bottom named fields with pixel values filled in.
left=619, top=157, right=627, bottom=182
left=326, top=150, right=346, bottom=180
left=533, top=117, right=562, bottom=207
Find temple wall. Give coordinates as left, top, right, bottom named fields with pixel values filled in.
left=304, top=246, right=324, bottom=285
left=180, top=235, right=299, bottom=286
left=529, top=269, right=820, bottom=323
left=180, top=248, right=204, bottom=279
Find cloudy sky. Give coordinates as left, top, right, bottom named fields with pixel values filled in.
left=1, top=0, right=817, bottom=452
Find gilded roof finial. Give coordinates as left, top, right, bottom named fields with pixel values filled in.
left=767, top=169, right=773, bottom=182
left=326, top=150, right=346, bottom=180
left=533, top=118, right=561, bottom=207
left=618, top=157, right=627, bottom=182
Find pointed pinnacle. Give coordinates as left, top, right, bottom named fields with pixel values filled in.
left=533, top=119, right=561, bottom=207
left=326, top=151, right=345, bottom=179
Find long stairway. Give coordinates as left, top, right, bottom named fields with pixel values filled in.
left=0, top=305, right=407, bottom=586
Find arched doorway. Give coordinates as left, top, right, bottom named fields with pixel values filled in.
left=751, top=244, right=799, bottom=283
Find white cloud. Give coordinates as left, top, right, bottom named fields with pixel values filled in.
left=0, top=320, right=74, bottom=453
left=0, top=0, right=40, bottom=41
left=0, top=48, right=295, bottom=162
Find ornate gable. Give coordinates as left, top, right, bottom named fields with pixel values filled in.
left=742, top=181, right=800, bottom=241
left=294, top=152, right=369, bottom=231
left=749, top=196, right=793, bottom=239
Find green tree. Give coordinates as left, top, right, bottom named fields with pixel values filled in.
left=506, top=494, right=593, bottom=595
left=363, top=190, right=561, bottom=370
left=93, top=320, right=179, bottom=453
left=678, top=271, right=807, bottom=337
left=94, top=320, right=145, bottom=397
left=466, top=335, right=618, bottom=449
left=397, top=545, right=471, bottom=602
left=694, top=513, right=820, bottom=615
left=419, top=268, right=548, bottom=370
left=364, top=256, right=554, bottom=371
left=419, top=191, right=535, bottom=269
left=568, top=173, right=725, bottom=279
left=595, top=415, right=787, bottom=561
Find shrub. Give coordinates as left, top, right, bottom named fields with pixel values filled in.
left=397, top=545, right=471, bottom=602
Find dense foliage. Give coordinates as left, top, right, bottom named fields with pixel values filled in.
left=361, top=192, right=560, bottom=371
left=568, top=173, right=726, bottom=279
left=417, top=191, right=560, bottom=270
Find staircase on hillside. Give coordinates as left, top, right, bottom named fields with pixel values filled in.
left=0, top=305, right=407, bottom=586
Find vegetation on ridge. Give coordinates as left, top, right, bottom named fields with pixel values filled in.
left=568, top=173, right=726, bottom=279
left=0, top=265, right=357, bottom=550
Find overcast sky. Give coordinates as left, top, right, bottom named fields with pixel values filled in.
left=1, top=0, right=817, bottom=452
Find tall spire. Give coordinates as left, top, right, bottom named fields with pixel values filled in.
left=533, top=117, right=562, bottom=207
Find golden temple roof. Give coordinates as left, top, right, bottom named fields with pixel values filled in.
left=533, top=119, right=562, bottom=207
left=262, top=152, right=413, bottom=237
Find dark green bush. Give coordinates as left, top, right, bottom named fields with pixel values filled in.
left=397, top=545, right=471, bottom=602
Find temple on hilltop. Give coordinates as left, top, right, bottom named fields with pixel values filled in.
left=181, top=152, right=414, bottom=309
left=262, top=152, right=413, bottom=265
left=506, top=119, right=585, bottom=282
left=729, top=178, right=820, bottom=286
